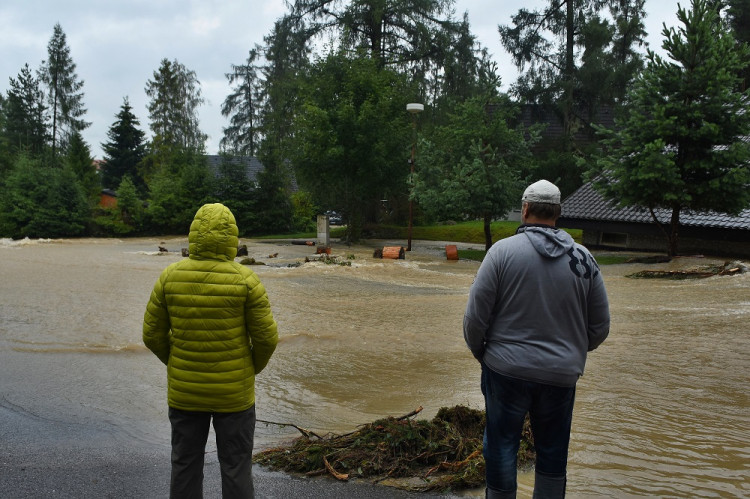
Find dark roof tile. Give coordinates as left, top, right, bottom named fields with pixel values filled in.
left=561, top=182, right=750, bottom=230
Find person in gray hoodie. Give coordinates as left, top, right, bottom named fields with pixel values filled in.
left=463, top=180, right=610, bottom=499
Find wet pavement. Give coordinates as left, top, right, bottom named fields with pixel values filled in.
left=0, top=399, right=465, bottom=498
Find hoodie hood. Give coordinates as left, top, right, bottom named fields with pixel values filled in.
left=518, top=224, right=574, bottom=259
left=187, top=203, right=239, bottom=261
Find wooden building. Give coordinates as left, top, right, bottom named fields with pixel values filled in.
left=559, top=182, right=750, bottom=258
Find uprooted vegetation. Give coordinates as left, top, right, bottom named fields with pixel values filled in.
left=626, top=260, right=749, bottom=279
left=253, top=405, right=534, bottom=492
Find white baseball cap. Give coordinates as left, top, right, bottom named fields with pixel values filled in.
left=522, top=179, right=561, bottom=204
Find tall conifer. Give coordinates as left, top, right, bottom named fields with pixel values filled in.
left=38, top=23, right=89, bottom=155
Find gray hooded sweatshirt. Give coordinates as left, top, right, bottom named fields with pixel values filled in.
left=463, top=225, right=610, bottom=387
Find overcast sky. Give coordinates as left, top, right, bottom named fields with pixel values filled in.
left=0, top=0, right=682, bottom=159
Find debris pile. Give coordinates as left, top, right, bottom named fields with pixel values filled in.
left=253, top=405, right=534, bottom=492
left=627, top=260, right=749, bottom=279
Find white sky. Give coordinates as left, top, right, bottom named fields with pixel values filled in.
left=0, top=1, right=682, bottom=159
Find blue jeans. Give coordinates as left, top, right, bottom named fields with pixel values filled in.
left=481, top=365, right=575, bottom=496
left=169, top=406, right=256, bottom=499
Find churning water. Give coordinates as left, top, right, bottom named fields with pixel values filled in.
left=1, top=237, right=748, bottom=497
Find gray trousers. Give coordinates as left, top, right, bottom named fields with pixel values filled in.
left=168, top=406, right=256, bottom=499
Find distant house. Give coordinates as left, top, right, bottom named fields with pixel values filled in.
left=92, top=159, right=105, bottom=173
left=99, top=188, right=117, bottom=209
left=516, top=104, right=615, bottom=152
left=205, top=155, right=298, bottom=191
left=96, top=156, right=294, bottom=209
left=558, top=182, right=750, bottom=257
left=205, top=155, right=265, bottom=185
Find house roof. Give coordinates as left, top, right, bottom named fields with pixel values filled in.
left=517, top=104, right=615, bottom=145
left=560, top=182, right=750, bottom=231
left=205, top=155, right=299, bottom=191
left=205, top=155, right=265, bottom=182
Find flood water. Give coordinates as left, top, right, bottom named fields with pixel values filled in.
left=0, top=237, right=748, bottom=497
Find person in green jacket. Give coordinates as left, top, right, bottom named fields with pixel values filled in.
left=143, top=203, right=278, bottom=498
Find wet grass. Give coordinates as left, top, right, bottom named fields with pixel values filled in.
left=457, top=249, right=487, bottom=262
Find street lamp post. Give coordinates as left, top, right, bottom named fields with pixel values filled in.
left=406, top=102, right=423, bottom=252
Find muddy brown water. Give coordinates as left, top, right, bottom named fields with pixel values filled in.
left=0, top=237, right=747, bottom=497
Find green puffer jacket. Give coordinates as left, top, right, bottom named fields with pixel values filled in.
left=143, top=203, right=278, bottom=412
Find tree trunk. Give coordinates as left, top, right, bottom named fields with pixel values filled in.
left=483, top=213, right=492, bottom=251
left=562, top=0, right=575, bottom=151
left=668, top=206, right=681, bottom=257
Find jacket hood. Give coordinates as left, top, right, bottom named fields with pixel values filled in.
left=518, top=224, right=574, bottom=258
left=188, top=203, right=239, bottom=261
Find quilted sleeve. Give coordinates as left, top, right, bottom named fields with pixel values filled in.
left=142, top=269, right=172, bottom=365
left=244, top=274, right=278, bottom=374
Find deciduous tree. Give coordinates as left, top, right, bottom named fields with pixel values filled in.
left=414, top=95, right=538, bottom=250
left=291, top=52, right=413, bottom=241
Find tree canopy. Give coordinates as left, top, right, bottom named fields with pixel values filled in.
left=145, top=58, right=207, bottom=155
left=291, top=51, right=414, bottom=241
left=414, top=95, right=538, bottom=250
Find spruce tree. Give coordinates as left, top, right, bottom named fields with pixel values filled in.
left=38, top=23, right=89, bottom=155
left=101, top=97, right=147, bottom=191
left=221, top=48, right=264, bottom=156
left=3, top=64, right=49, bottom=157
left=66, top=131, right=98, bottom=204
left=145, top=58, right=206, bottom=154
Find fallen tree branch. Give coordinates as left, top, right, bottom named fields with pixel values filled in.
left=396, top=406, right=423, bottom=420
left=257, top=419, right=323, bottom=439
left=324, top=456, right=349, bottom=481
left=424, top=449, right=482, bottom=477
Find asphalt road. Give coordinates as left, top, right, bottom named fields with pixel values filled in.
left=0, top=400, right=466, bottom=499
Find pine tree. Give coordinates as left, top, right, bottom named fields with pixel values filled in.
left=38, top=23, right=89, bottom=155
left=101, top=97, right=147, bottom=191
left=593, top=0, right=750, bottom=256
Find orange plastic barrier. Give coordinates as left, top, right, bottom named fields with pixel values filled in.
left=445, top=245, right=459, bottom=260
left=381, top=246, right=405, bottom=259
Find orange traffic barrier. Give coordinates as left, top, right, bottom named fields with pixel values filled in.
left=445, top=245, right=459, bottom=260
left=379, top=246, right=405, bottom=259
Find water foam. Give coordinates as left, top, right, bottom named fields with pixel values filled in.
left=0, top=237, right=56, bottom=248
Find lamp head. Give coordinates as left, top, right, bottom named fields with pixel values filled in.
left=406, top=103, right=424, bottom=114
